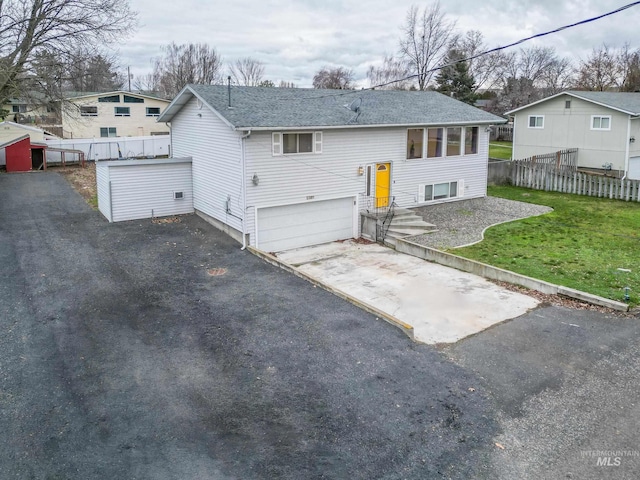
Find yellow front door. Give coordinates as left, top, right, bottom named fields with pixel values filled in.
left=375, top=163, right=390, bottom=208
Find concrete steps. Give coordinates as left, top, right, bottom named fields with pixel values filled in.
left=382, top=209, right=437, bottom=248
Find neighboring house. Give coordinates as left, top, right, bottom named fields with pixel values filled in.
left=62, top=91, right=171, bottom=139
left=158, top=85, right=504, bottom=252
left=506, top=91, right=640, bottom=178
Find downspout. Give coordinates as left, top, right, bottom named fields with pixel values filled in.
left=240, top=130, right=251, bottom=250
left=622, top=115, right=631, bottom=181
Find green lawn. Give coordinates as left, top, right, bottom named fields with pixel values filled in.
left=453, top=186, right=640, bottom=305
left=489, top=141, right=512, bottom=160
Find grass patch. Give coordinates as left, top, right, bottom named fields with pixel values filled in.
left=56, top=164, right=98, bottom=210
left=452, top=186, right=640, bottom=305
left=489, top=141, right=512, bottom=160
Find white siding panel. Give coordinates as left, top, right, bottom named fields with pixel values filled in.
left=96, top=162, right=112, bottom=221
left=243, top=127, right=489, bottom=245
left=171, top=97, right=244, bottom=232
left=102, top=160, right=194, bottom=222
left=257, top=197, right=355, bottom=252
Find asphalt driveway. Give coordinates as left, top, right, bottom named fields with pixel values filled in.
left=3, top=172, right=640, bottom=480
left=0, top=172, right=497, bottom=479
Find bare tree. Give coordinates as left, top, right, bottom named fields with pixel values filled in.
left=366, top=55, right=411, bottom=89
left=229, top=57, right=265, bottom=86
left=0, top=0, right=137, bottom=105
left=399, top=2, right=458, bottom=90
left=279, top=81, right=297, bottom=88
left=575, top=45, right=620, bottom=91
left=152, top=43, right=223, bottom=98
left=620, top=45, right=640, bottom=92
left=312, top=67, right=354, bottom=89
left=133, top=72, right=162, bottom=93
left=456, top=30, right=508, bottom=92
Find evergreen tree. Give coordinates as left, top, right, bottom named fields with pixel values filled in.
left=435, top=49, right=478, bottom=105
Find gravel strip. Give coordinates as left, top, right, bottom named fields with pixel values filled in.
left=407, top=196, right=552, bottom=249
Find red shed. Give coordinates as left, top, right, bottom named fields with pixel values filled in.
left=0, top=134, right=48, bottom=172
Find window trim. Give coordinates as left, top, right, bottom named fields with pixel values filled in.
left=418, top=180, right=463, bottom=204
left=407, top=128, right=425, bottom=159
left=114, top=106, right=130, bottom=117
left=124, top=95, right=144, bottom=104
left=272, top=131, right=322, bottom=156
left=80, top=106, right=98, bottom=117
left=464, top=126, right=478, bottom=155
left=591, top=115, right=611, bottom=131
left=100, top=127, right=117, bottom=138
left=528, top=115, right=544, bottom=129
left=98, top=95, right=120, bottom=103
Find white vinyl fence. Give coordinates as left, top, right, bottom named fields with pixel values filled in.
left=45, top=135, right=170, bottom=163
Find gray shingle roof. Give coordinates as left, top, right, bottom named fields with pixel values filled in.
left=566, top=91, right=640, bottom=115
left=506, top=90, right=640, bottom=116
left=159, top=84, right=505, bottom=129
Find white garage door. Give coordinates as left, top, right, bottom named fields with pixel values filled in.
left=629, top=156, right=640, bottom=180
left=257, top=197, right=356, bottom=252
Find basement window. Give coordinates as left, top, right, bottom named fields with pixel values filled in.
left=419, top=181, right=462, bottom=203
left=100, top=127, right=117, bottom=137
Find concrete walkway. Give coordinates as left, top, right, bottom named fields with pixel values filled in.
left=277, top=241, right=540, bottom=344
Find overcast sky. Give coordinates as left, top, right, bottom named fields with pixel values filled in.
left=115, top=1, right=640, bottom=88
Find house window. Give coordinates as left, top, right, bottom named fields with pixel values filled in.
left=421, top=181, right=460, bottom=202
left=464, top=127, right=478, bottom=155
left=272, top=132, right=321, bottom=155
left=124, top=95, right=144, bottom=103
left=407, top=129, right=424, bottom=159
left=98, top=95, right=120, bottom=102
left=427, top=128, right=443, bottom=157
left=12, top=104, right=27, bottom=113
left=591, top=115, right=611, bottom=130
left=146, top=107, right=161, bottom=116
left=565, top=100, right=571, bottom=109
left=80, top=106, right=98, bottom=116
left=528, top=115, right=544, bottom=128
left=114, top=107, right=130, bottom=117
left=100, top=127, right=117, bottom=137
left=446, top=127, right=462, bottom=156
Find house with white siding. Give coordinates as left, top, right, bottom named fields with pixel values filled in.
left=507, top=91, right=640, bottom=179
left=158, top=85, right=504, bottom=252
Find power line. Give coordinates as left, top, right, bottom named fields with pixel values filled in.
left=290, top=1, right=640, bottom=100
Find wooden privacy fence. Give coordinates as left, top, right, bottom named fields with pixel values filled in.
left=517, top=148, right=578, bottom=173
left=513, top=162, right=640, bottom=202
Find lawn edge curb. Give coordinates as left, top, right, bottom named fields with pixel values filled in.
left=396, top=238, right=629, bottom=312
left=247, top=246, right=416, bottom=341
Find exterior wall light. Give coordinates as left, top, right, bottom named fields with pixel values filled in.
left=358, top=166, right=364, bottom=176
left=252, top=173, right=260, bottom=185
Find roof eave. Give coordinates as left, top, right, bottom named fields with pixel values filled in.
left=236, top=119, right=506, bottom=131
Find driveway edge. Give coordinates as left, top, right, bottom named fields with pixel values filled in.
left=247, top=246, right=416, bottom=341
left=396, top=238, right=629, bottom=312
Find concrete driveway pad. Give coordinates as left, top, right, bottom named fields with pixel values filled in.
left=277, top=240, right=540, bottom=344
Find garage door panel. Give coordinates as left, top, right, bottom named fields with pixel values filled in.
left=257, top=197, right=355, bottom=252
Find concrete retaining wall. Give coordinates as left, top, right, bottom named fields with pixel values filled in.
left=396, top=238, right=629, bottom=312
